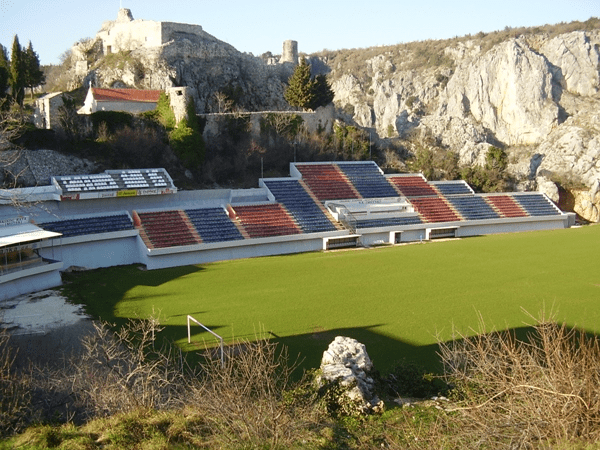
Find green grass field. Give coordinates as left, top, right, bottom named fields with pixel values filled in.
left=62, top=224, right=600, bottom=374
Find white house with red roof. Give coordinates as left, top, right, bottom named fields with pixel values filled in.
left=77, top=86, right=162, bottom=115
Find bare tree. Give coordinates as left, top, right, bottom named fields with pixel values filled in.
left=213, top=91, right=234, bottom=113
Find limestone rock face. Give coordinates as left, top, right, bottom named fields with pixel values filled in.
left=329, top=28, right=600, bottom=219
left=445, top=38, right=559, bottom=146
left=540, top=31, right=600, bottom=97
left=317, top=336, right=383, bottom=414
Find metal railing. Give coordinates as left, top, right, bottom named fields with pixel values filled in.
left=187, top=315, right=224, bottom=367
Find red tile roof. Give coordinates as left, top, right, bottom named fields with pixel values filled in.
left=92, top=88, right=162, bottom=103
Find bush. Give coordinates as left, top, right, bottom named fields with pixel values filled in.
left=438, top=312, right=600, bottom=448
left=0, top=330, right=31, bottom=437
left=90, top=110, right=133, bottom=134
left=169, top=118, right=205, bottom=168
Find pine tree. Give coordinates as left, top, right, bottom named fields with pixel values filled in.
left=10, top=35, right=25, bottom=106
left=284, top=58, right=315, bottom=110
left=309, top=74, right=334, bottom=110
left=23, top=41, right=45, bottom=99
left=0, top=44, right=9, bottom=103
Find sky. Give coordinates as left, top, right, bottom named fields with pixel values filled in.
left=0, top=0, right=598, bottom=66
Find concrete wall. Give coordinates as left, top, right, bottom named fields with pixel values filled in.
left=201, top=104, right=335, bottom=139
left=0, top=262, right=63, bottom=301
left=39, top=232, right=141, bottom=270
left=141, top=234, right=328, bottom=270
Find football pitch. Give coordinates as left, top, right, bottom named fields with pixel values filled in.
left=62, top=224, right=600, bottom=374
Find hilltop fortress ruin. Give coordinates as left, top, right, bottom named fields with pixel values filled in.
left=93, top=8, right=299, bottom=64
left=97, top=8, right=219, bottom=55
left=66, top=8, right=300, bottom=112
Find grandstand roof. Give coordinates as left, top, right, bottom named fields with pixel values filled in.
left=0, top=224, right=61, bottom=248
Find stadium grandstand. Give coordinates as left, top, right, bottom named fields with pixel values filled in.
left=0, top=163, right=574, bottom=300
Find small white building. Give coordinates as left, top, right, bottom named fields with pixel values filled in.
left=77, top=86, right=162, bottom=115
left=34, top=92, right=64, bottom=129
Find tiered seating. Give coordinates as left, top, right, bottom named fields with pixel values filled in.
left=485, top=195, right=528, bottom=218
left=388, top=176, right=438, bottom=197
left=137, top=210, right=199, bottom=248
left=263, top=180, right=337, bottom=233
left=185, top=208, right=244, bottom=243
left=337, top=162, right=398, bottom=198
left=40, top=213, right=133, bottom=237
left=409, top=197, right=462, bottom=223
left=356, top=216, right=422, bottom=229
left=296, top=164, right=359, bottom=201
left=447, top=196, right=500, bottom=221
left=233, top=204, right=301, bottom=238
left=513, top=194, right=561, bottom=216
left=433, top=182, right=473, bottom=196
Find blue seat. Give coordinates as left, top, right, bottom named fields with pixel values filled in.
left=263, top=180, right=336, bottom=233
left=185, top=208, right=244, bottom=243
left=336, top=162, right=398, bottom=198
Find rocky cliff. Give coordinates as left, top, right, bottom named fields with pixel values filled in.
left=63, top=10, right=295, bottom=114
left=55, top=16, right=600, bottom=220
left=325, top=23, right=600, bottom=220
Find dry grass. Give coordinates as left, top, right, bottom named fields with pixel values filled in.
left=437, top=311, right=600, bottom=448
left=0, top=329, right=31, bottom=437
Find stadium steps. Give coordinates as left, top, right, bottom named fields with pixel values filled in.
left=226, top=206, right=251, bottom=239
left=133, top=211, right=154, bottom=249
left=232, top=204, right=302, bottom=239
left=485, top=195, right=528, bottom=218
left=388, top=175, right=439, bottom=198
left=296, top=164, right=361, bottom=201
left=298, top=179, right=346, bottom=231
left=409, top=196, right=463, bottom=223
left=179, top=210, right=203, bottom=243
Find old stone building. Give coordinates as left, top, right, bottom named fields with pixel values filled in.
left=97, top=8, right=208, bottom=55
left=34, top=92, right=64, bottom=130
left=77, top=86, right=162, bottom=115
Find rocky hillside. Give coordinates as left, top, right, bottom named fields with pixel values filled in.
left=54, top=16, right=294, bottom=113
left=46, top=17, right=600, bottom=220
left=318, top=19, right=600, bottom=220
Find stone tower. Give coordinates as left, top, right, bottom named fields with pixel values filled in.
left=117, top=8, right=134, bottom=22
left=281, top=40, right=298, bottom=64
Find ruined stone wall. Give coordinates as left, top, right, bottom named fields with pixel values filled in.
left=167, top=86, right=194, bottom=124
left=200, top=105, right=335, bottom=139
left=161, top=22, right=205, bottom=43
left=99, top=19, right=162, bottom=54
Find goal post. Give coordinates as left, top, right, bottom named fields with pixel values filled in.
left=187, top=314, right=224, bottom=367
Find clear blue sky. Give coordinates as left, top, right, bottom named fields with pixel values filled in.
left=1, top=0, right=598, bottom=66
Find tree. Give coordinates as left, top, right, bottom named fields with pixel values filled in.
left=284, top=58, right=315, bottom=110
left=23, top=41, right=44, bottom=99
left=0, top=45, right=9, bottom=102
left=309, top=74, right=334, bottom=110
left=9, top=36, right=24, bottom=106
left=284, top=59, right=335, bottom=111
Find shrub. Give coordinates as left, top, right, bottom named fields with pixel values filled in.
left=90, top=110, right=133, bottom=133
left=438, top=312, right=600, bottom=448
left=169, top=118, right=205, bottom=168
left=0, top=330, right=31, bottom=437
left=260, top=113, right=304, bottom=140
left=189, top=337, right=317, bottom=448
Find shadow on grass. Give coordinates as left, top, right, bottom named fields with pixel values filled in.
left=60, top=264, right=204, bottom=327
